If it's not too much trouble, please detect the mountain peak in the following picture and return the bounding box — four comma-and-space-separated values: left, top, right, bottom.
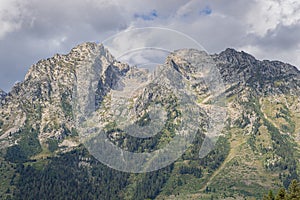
22, 42, 114, 85
218, 48, 257, 63
70, 42, 104, 53
216, 48, 300, 95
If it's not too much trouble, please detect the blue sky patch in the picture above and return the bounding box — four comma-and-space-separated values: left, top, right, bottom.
199, 6, 212, 15
134, 10, 158, 21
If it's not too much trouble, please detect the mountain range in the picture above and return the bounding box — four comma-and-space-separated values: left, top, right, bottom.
0, 42, 299, 200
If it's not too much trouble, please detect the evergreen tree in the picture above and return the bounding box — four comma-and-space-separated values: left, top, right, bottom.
275, 188, 286, 200
264, 179, 300, 200
268, 190, 275, 200
287, 180, 300, 200
263, 190, 275, 200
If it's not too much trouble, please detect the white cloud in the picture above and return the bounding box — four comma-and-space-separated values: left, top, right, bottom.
246, 0, 300, 36
0, 0, 24, 38
0, 0, 299, 91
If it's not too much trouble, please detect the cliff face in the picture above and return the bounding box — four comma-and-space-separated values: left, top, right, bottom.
216, 48, 300, 94
0, 43, 299, 199
0, 89, 6, 103
0, 43, 122, 148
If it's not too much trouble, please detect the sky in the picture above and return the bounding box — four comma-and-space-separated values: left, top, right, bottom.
0, 0, 300, 91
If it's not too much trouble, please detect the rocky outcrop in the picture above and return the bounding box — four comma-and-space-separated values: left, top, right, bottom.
0, 89, 6, 104
0, 89, 6, 98
215, 48, 300, 95
0, 42, 127, 148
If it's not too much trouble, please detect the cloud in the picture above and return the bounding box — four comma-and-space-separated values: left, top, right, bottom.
239, 23, 300, 66
134, 10, 158, 21
245, 0, 300, 36
0, 0, 24, 38
0, 0, 299, 91
0, 0, 128, 91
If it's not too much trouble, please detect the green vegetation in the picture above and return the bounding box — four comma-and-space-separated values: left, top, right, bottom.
263, 179, 300, 200
179, 166, 202, 178
102, 99, 181, 154
5, 122, 42, 163
0, 156, 17, 200
12, 147, 130, 200
46, 139, 59, 152
263, 119, 298, 188
199, 137, 230, 171
131, 165, 173, 200
6, 147, 177, 200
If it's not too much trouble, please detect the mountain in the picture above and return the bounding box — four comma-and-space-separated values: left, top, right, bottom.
0, 89, 6, 102
0, 42, 299, 200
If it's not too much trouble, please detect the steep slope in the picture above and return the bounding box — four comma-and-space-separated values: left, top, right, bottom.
0, 43, 299, 200
0, 42, 124, 151
194, 49, 300, 198
0, 89, 6, 99
152, 49, 300, 199
0, 89, 6, 105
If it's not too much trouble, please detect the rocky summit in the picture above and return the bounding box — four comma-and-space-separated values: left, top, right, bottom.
0, 42, 299, 200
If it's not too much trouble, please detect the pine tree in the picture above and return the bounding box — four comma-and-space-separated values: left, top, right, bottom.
263, 190, 275, 200
287, 179, 300, 200
268, 190, 275, 200
275, 188, 286, 200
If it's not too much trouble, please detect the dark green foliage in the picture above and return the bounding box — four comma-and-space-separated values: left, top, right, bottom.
287, 180, 300, 199
199, 137, 230, 171
8, 146, 175, 200
179, 166, 202, 178
17, 129, 41, 158
275, 188, 286, 200
5, 145, 27, 163
46, 139, 58, 152
181, 130, 205, 160
264, 179, 300, 200
5, 124, 41, 163
13, 147, 130, 200
133, 164, 174, 200
268, 190, 275, 200
240, 97, 298, 188
263, 120, 298, 187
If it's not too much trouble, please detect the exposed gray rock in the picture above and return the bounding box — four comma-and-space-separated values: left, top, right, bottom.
1, 43, 300, 197
0, 89, 6, 100
215, 48, 300, 95
1, 42, 300, 152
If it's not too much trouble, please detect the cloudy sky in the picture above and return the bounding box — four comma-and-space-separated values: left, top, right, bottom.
0, 0, 300, 91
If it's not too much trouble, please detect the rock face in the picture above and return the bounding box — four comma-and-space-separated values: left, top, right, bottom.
0, 42, 124, 148
0, 89, 6, 99
0, 88, 6, 99
215, 48, 300, 94
0, 42, 300, 199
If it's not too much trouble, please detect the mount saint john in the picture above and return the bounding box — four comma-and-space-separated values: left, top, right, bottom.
0, 42, 300, 199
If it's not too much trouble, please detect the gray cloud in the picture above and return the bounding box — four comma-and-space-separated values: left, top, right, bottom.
249, 23, 300, 50
0, 0, 299, 91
